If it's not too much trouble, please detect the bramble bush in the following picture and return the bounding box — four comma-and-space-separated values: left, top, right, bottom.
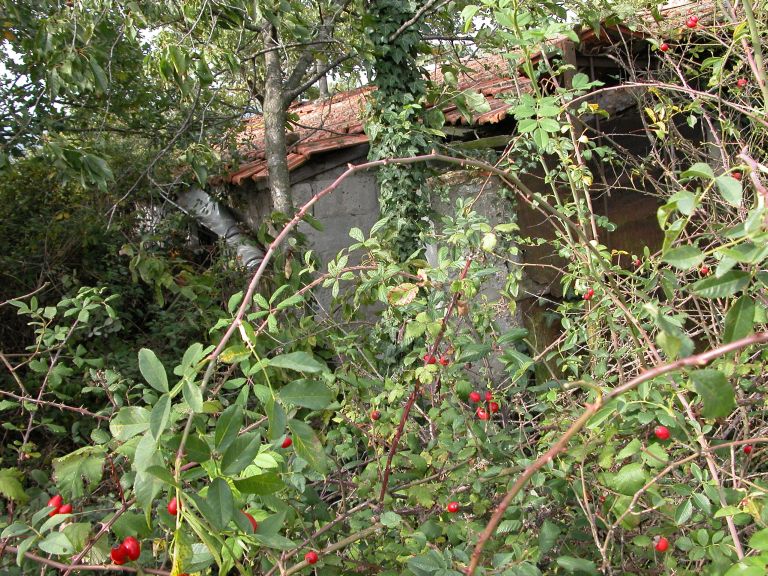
2, 1, 768, 576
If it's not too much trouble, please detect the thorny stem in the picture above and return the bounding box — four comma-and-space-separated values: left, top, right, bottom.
378, 257, 473, 503
465, 331, 768, 575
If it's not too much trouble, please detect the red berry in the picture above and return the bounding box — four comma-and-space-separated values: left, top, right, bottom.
110, 545, 128, 565
743, 445, 753, 455
439, 356, 449, 366
583, 288, 595, 301
305, 551, 319, 565
446, 501, 460, 513
423, 353, 437, 364
281, 437, 292, 449
122, 536, 140, 561
47, 495, 63, 516
633, 258, 642, 268
167, 497, 178, 516
660, 42, 669, 52
476, 407, 490, 420
57, 503, 72, 515
489, 401, 500, 413
484, 391, 493, 402
370, 409, 381, 421
732, 171, 742, 181
690, 15, 699, 23
244, 511, 258, 531
655, 536, 670, 552
685, 16, 697, 28
737, 78, 748, 88
654, 425, 671, 441
468, 391, 481, 403
699, 265, 710, 277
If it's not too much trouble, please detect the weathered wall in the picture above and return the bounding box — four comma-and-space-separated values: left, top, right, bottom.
228, 145, 381, 271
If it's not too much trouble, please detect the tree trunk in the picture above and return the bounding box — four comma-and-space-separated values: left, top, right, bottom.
261, 20, 293, 216
316, 61, 329, 98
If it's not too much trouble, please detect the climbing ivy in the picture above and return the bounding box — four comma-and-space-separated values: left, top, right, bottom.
363, 0, 441, 261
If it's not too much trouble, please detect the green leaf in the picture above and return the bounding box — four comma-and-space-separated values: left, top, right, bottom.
53, 446, 105, 499
38, 532, 74, 555
748, 527, 768, 550
221, 433, 261, 476
715, 175, 743, 207
288, 419, 328, 475
215, 405, 243, 452
207, 477, 234, 531
0, 469, 28, 503
724, 561, 766, 576
663, 245, 704, 269
555, 556, 598, 575
690, 369, 735, 418
234, 472, 283, 495
682, 162, 715, 180
723, 295, 755, 343
279, 379, 334, 409
675, 499, 693, 525
266, 396, 286, 441
1, 522, 30, 539
254, 533, 297, 550
150, 394, 171, 440
611, 462, 646, 496
183, 380, 204, 413
380, 511, 402, 527
465, 90, 491, 115
690, 270, 750, 298
110, 407, 150, 441
88, 57, 108, 92
714, 506, 743, 518
269, 351, 326, 373
456, 343, 492, 363
408, 550, 447, 576
138, 348, 168, 393
539, 520, 561, 555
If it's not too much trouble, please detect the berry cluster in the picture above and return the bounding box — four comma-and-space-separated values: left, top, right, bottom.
110, 536, 140, 565
46, 494, 72, 517
469, 390, 499, 420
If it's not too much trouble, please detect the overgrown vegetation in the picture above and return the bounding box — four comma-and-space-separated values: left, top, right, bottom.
1, 1, 768, 575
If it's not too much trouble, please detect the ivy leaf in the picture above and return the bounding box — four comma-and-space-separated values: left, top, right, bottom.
269, 351, 326, 373
690, 369, 735, 418
138, 348, 168, 393
288, 419, 328, 475
0, 469, 28, 503
52, 446, 106, 499
279, 379, 334, 409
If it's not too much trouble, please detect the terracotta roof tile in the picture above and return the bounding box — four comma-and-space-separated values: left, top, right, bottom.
228, 0, 714, 184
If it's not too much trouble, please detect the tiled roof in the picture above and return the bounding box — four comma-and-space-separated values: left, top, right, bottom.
228, 51, 536, 184
228, 0, 714, 185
